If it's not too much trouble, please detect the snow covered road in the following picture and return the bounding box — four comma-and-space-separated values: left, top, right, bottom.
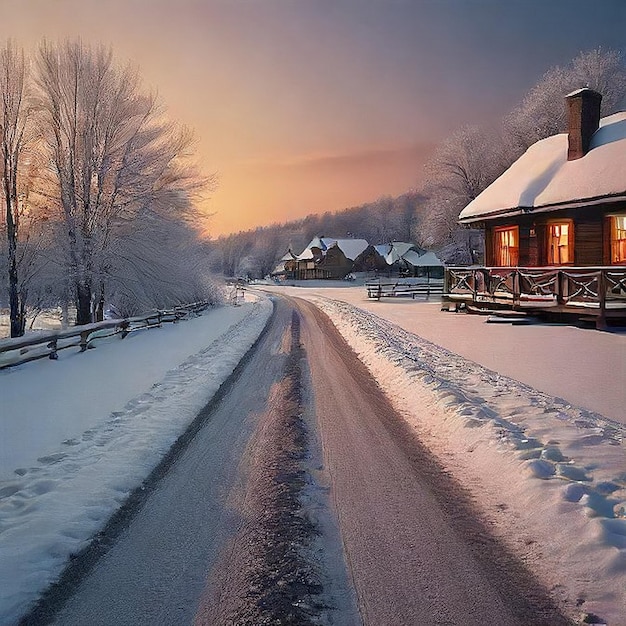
0, 299, 273, 624
271, 287, 626, 625
293, 296, 570, 625
11, 294, 574, 625
2, 286, 625, 624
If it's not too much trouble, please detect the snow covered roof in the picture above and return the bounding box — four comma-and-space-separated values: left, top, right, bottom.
384, 241, 418, 265
374, 244, 391, 256
323, 238, 369, 261
295, 236, 368, 261
279, 250, 296, 261
403, 251, 444, 267
459, 112, 626, 223
296, 236, 326, 260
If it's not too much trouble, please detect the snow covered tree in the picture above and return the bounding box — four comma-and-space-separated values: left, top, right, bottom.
34, 39, 207, 325
505, 48, 626, 157
419, 124, 505, 260
0, 41, 31, 336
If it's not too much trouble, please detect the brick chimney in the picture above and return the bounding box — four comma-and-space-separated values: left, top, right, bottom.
566, 88, 602, 160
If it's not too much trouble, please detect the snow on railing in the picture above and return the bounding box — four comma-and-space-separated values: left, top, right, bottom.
0, 301, 210, 370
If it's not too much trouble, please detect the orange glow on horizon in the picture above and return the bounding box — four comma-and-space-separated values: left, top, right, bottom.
201, 142, 434, 237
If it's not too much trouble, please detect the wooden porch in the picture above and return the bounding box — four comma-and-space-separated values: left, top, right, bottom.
443, 266, 626, 328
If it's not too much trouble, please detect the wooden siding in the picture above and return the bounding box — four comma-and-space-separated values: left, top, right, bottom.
574, 220, 603, 265
481, 203, 626, 268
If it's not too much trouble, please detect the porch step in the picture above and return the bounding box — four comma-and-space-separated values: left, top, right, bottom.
486, 314, 534, 325
466, 305, 530, 317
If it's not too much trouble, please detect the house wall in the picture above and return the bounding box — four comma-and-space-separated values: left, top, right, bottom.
354, 246, 387, 272
319, 247, 353, 278
484, 201, 626, 267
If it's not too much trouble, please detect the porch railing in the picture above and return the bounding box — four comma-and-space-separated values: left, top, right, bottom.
444, 266, 626, 315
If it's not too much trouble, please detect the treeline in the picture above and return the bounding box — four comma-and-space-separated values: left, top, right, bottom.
211, 48, 626, 278
0, 39, 215, 338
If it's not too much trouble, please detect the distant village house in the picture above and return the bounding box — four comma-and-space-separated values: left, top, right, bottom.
272, 238, 442, 281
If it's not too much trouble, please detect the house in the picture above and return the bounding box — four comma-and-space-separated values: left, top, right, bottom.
444, 88, 626, 327
270, 249, 298, 280
374, 242, 426, 275
403, 250, 445, 280
274, 237, 433, 281
294, 237, 369, 279
353, 244, 388, 272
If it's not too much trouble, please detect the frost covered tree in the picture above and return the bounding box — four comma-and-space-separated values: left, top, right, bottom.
505, 48, 626, 157
34, 39, 207, 324
0, 41, 31, 336
419, 124, 505, 260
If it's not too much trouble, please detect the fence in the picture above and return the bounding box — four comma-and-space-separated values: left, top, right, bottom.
0, 302, 210, 370
366, 279, 444, 300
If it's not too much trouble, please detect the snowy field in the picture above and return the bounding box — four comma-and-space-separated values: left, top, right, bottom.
2, 282, 625, 624
0, 296, 272, 624
263, 284, 626, 624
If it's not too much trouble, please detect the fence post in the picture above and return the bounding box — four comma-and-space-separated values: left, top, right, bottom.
557, 270, 565, 305
80, 330, 90, 352
597, 270, 608, 330
120, 320, 130, 339
47, 338, 58, 360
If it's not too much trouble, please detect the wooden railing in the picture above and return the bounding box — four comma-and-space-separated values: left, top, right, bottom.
0, 301, 210, 370
444, 266, 626, 318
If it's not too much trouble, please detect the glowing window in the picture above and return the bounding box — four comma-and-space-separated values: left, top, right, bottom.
547, 222, 573, 265
493, 226, 519, 266
610, 215, 626, 264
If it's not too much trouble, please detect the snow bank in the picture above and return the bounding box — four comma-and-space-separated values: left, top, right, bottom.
0, 297, 272, 624
307, 295, 626, 624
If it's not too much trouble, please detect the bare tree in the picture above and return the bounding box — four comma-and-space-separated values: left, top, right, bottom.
34, 39, 207, 324
0, 41, 31, 336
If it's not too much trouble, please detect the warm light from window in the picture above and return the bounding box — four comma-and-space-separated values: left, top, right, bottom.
547, 222, 572, 264
610, 215, 626, 263
493, 226, 519, 266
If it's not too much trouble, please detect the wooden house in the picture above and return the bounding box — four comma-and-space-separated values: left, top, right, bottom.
295, 237, 369, 279
444, 88, 626, 327
373, 242, 426, 275
353, 245, 388, 272
270, 249, 297, 280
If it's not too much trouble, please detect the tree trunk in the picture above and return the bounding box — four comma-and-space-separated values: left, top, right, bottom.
94, 283, 105, 322
8, 261, 24, 337
6, 185, 24, 337
75, 280, 92, 325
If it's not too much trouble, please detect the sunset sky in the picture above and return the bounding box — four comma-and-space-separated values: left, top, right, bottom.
3, 0, 625, 236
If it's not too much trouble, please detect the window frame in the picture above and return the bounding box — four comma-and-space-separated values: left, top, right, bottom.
609, 214, 626, 264
492, 225, 520, 267
545, 219, 574, 266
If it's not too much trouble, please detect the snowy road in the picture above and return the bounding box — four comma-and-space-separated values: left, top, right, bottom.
22, 301, 291, 624
23, 295, 572, 625
293, 297, 570, 626
25, 299, 353, 625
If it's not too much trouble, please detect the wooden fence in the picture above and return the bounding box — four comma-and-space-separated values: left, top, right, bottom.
366, 280, 444, 300
0, 302, 210, 370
